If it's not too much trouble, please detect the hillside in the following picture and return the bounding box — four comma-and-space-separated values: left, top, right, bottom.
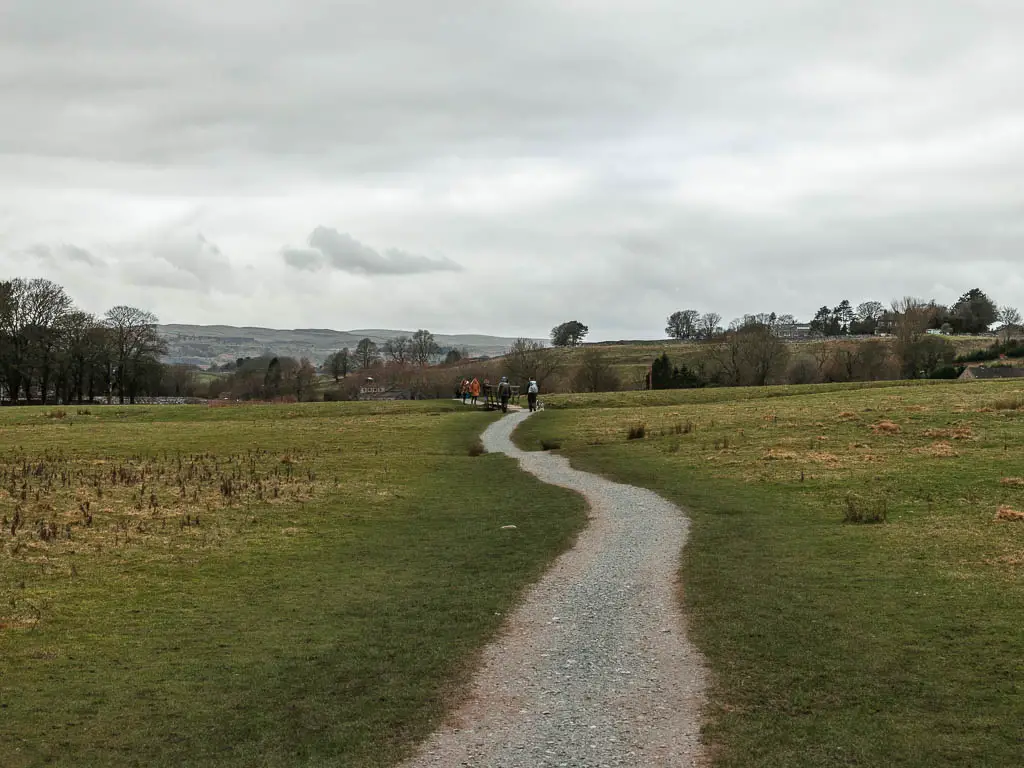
443, 335, 1000, 393
159, 324, 540, 367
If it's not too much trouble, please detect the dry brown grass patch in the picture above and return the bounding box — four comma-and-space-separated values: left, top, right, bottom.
915, 441, 958, 458
763, 448, 799, 461
985, 552, 1024, 566
995, 505, 1024, 522
1000, 477, 1024, 486
869, 420, 901, 434
837, 411, 857, 419
923, 426, 974, 440
806, 452, 840, 463
0, 450, 328, 564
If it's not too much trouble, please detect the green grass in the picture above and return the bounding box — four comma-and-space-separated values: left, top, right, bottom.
0, 401, 586, 767
514, 380, 1024, 767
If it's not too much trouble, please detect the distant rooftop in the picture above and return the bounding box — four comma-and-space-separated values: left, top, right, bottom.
960, 366, 1024, 380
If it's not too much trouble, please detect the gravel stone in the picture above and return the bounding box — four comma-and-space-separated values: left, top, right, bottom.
402, 411, 707, 767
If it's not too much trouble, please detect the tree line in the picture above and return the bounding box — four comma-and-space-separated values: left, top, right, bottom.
644, 293, 1023, 390
664, 288, 1017, 341
0, 278, 169, 405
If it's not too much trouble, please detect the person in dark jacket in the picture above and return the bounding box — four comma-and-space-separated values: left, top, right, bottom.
497, 376, 512, 412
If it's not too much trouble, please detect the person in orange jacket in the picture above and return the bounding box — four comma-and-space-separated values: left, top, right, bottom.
469, 377, 481, 405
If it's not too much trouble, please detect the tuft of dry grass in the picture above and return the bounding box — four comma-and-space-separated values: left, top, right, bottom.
807, 452, 840, 463
870, 420, 901, 434
915, 441, 958, 458
843, 493, 887, 523
626, 423, 647, 440
923, 426, 974, 440
995, 505, 1024, 521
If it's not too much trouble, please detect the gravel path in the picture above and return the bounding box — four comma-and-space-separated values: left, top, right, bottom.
403, 410, 707, 767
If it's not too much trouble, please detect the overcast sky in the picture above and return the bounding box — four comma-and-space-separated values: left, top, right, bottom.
2, 1, 1023, 340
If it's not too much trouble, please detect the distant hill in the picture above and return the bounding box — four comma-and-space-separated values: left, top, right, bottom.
158, 324, 541, 368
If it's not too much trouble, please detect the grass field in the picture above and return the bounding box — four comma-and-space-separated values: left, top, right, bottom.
515, 380, 1024, 766
0, 401, 586, 767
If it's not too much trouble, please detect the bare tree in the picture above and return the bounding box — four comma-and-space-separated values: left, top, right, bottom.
326, 348, 352, 381
696, 312, 722, 340
162, 364, 199, 397
410, 329, 440, 365
572, 348, 621, 392
810, 341, 833, 380
355, 338, 379, 369
56, 310, 98, 403
998, 306, 1022, 342
503, 338, 561, 390
383, 335, 411, 365
293, 357, 318, 401
104, 305, 166, 404
0, 278, 74, 403
852, 301, 886, 334
890, 297, 931, 376
708, 332, 744, 385
737, 324, 790, 385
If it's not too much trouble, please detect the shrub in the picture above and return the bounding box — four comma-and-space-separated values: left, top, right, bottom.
843, 494, 888, 524
786, 357, 818, 385
627, 423, 647, 440
929, 364, 965, 379
539, 438, 562, 451
956, 340, 1024, 364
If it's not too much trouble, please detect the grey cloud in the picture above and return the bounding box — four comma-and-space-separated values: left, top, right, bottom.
283, 227, 461, 275
282, 248, 326, 272
25, 243, 105, 267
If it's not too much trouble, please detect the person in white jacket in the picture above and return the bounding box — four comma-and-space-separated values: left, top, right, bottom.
527, 379, 539, 412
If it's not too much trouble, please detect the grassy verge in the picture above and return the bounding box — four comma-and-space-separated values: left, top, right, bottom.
1, 401, 586, 767
515, 380, 1024, 767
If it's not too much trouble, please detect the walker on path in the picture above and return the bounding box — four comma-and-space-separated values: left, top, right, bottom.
483, 382, 520, 410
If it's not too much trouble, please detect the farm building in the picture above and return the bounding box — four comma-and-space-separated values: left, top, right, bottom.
357, 377, 412, 401
958, 366, 1024, 380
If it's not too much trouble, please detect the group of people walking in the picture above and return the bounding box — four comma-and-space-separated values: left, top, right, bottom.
458, 376, 540, 413
459, 377, 482, 405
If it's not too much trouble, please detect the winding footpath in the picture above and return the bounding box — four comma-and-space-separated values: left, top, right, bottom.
403, 410, 707, 767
